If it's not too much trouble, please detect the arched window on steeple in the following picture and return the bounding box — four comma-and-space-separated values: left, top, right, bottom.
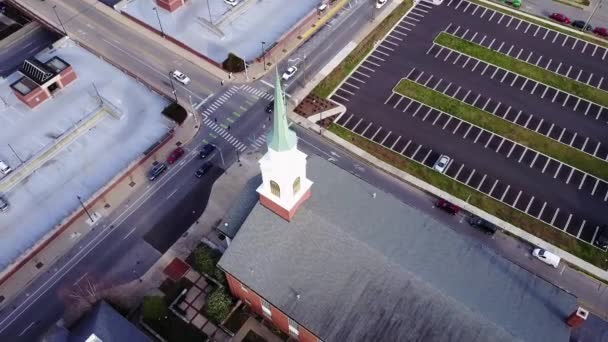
270, 180, 281, 198
292, 177, 301, 195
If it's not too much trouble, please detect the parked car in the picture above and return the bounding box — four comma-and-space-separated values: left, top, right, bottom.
532, 248, 560, 268
172, 70, 191, 85
224, 0, 238, 5
167, 147, 185, 164
549, 13, 570, 24
433, 155, 450, 173
571, 20, 592, 31
468, 216, 497, 235
265, 100, 274, 113
195, 163, 213, 178
593, 27, 608, 37
282, 66, 298, 81
593, 225, 608, 250
199, 144, 216, 159
376, 0, 388, 8
0, 161, 12, 175
0, 196, 9, 212
148, 163, 167, 181
435, 199, 460, 215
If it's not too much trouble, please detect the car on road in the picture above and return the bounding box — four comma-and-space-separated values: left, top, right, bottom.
435, 199, 460, 215
468, 216, 497, 235
549, 13, 570, 24
167, 147, 185, 164
0, 161, 12, 176
195, 163, 213, 178
571, 20, 592, 31
532, 248, 560, 268
282, 66, 298, 81
172, 70, 191, 85
200, 144, 216, 159
593, 27, 608, 37
376, 0, 388, 8
266, 100, 274, 113
433, 155, 450, 173
0, 196, 9, 212
148, 163, 167, 181
224, 0, 238, 5
594, 225, 608, 250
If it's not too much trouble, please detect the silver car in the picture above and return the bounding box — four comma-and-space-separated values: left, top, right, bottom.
433, 155, 450, 173
0, 196, 9, 212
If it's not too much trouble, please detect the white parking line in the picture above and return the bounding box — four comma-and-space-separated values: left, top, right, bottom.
454, 164, 465, 178
371, 127, 383, 140
466, 169, 476, 184
512, 190, 523, 207
553, 163, 562, 179
550, 208, 560, 225
391, 136, 402, 150
525, 196, 535, 212
421, 149, 433, 164
591, 178, 600, 195
576, 221, 586, 238
352, 118, 364, 131
361, 122, 373, 136
382, 131, 393, 145
541, 158, 551, 173
384, 93, 395, 104
500, 185, 510, 201
543, 30, 550, 40
537, 202, 546, 218
401, 140, 412, 154
393, 96, 404, 109
411, 145, 422, 159
517, 148, 528, 163
578, 174, 587, 190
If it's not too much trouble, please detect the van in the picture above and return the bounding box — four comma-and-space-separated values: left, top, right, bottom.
532, 248, 560, 268
318, 3, 327, 12
0, 161, 12, 175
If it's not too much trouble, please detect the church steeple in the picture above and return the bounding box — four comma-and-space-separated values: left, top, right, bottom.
267, 69, 297, 152
256, 69, 313, 222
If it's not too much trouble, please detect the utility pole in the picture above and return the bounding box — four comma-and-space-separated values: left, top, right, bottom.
583, 0, 603, 32
8, 144, 24, 164
261, 41, 267, 71
52, 5, 67, 35
152, 7, 165, 37
212, 143, 226, 168
76, 195, 94, 223
206, 0, 213, 24
167, 71, 178, 102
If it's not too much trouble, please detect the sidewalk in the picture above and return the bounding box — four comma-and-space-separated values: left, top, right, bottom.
0, 113, 199, 306
285, 0, 608, 283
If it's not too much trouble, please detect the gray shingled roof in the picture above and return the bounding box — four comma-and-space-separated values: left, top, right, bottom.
218, 174, 262, 239
219, 155, 575, 342
69, 301, 150, 342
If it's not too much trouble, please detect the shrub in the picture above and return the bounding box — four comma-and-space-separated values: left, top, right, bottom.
162, 102, 187, 124
222, 53, 245, 73
193, 246, 221, 276
204, 289, 232, 323
142, 296, 167, 321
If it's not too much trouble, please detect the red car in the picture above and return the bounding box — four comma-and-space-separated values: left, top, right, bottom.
167, 147, 184, 164
435, 199, 460, 215
593, 27, 608, 37
549, 13, 570, 24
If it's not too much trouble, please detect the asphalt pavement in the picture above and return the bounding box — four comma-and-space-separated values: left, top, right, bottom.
0, 23, 58, 77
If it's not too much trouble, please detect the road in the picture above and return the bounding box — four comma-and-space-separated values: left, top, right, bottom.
0, 23, 58, 77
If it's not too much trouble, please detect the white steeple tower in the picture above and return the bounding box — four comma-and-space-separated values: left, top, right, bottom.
256, 70, 313, 221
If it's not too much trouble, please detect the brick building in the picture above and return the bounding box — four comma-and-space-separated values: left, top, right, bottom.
10, 57, 77, 109
155, 0, 186, 12
217, 73, 579, 341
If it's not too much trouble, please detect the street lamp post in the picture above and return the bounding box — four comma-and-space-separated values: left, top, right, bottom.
152, 7, 165, 38
206, 0, 213, 25
583, 0, 603, 32
167, 71, 178, 103
7, 144, 24, 164
212, 143, 226, 168
76, 195, 94, 223
52, 5, 67, 35
261, 41, 267, 71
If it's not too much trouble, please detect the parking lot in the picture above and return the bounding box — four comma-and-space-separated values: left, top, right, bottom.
330, 0, 608, 247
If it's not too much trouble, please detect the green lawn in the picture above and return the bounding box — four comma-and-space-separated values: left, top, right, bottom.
394, 79, 608, 182
470, 0, 607, 48
329, 123, 608, 269
312, 0, 414, 98
435, 32, 608, 108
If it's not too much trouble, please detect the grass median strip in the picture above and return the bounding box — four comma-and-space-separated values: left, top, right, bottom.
470, 0, 608, 49
329, 123, 608, 269
395, 79, 608, 181
312, 0, 413, 98
435, 32, 608, 108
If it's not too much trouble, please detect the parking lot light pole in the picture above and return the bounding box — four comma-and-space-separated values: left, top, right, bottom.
261, 42, 267, 71
167, 71, 178, 102
152, 7, 165, 38
7, 144, 24, 164
52, 5, 67, 35
77, 195, 94, 223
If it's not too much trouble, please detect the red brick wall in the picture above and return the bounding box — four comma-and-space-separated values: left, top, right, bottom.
58, 67, 77, 88
225, 273, 319, 341
156, 0, 184, 12
258, 188, 311, 221
13, 87, 49, 108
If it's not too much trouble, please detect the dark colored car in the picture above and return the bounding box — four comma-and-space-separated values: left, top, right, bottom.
571, 20, 592, 31
195, 163, 212, 178
549, 13, 570, 24
148, 163, 167, 181
468, 216, 498, 235
594, 225, 608, 250
199, 144, 216, 159
435, 199, 460, 215
593, 27, 608, 37
265, 100, 274, 113
167, 147, 184, 164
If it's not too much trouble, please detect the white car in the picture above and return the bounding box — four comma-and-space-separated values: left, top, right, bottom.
376, 0, 388, 8
532, 248, 560, 268
224, 0, 238, 6
0, 161, 11, 176
282, 66, 298, 81
172, 70, 191, 85
433, 155, 450, 173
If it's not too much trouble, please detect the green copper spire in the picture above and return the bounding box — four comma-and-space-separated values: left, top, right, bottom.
267, 68, 297, 152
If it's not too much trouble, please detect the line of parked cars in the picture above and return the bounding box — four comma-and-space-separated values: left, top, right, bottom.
0, 160, 12, 212
148, 144, 216, 181
549, 13, 608, 38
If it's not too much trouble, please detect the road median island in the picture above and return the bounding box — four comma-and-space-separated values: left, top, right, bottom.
435, 32, 608, 108
328, 123, 608, 269
394, 79, 608, 182
471, 0, 608, 49
312, 0, 414, 98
